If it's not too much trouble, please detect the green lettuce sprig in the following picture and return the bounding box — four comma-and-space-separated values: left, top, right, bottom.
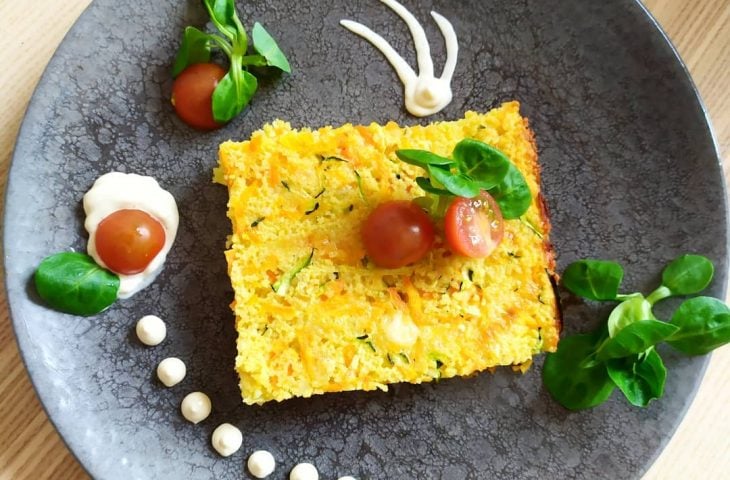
395, 139, 532, 219
543, 254, 730, 410
172, 0, 291, 123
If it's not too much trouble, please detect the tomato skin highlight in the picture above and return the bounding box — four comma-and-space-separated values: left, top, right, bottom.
444, 191, 504, 258
361, 201, 436, 268
171, 63, 226, 130
95, 209, 166, 275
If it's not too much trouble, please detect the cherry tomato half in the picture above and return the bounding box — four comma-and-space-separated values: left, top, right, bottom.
361, 201, 436, 268
171, 63, 226, 130
445, 191, 504, 258
95, 209, 166, 275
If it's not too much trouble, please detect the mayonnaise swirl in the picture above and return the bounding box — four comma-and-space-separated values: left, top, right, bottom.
83, 172, 179, 299
341, 0, 458, 117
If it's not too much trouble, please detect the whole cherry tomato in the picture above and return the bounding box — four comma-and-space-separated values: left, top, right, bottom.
171, 63, 226, 130
361, 201, 436, 268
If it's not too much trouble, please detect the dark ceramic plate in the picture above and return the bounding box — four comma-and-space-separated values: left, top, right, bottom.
4, 0, 727, 478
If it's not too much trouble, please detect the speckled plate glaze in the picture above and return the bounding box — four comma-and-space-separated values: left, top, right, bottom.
4, 0, 727, 479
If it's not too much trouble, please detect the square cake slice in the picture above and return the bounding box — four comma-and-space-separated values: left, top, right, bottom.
216, 101, 560, 405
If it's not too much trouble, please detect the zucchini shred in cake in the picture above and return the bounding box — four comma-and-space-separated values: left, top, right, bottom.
215, 101, 560, 405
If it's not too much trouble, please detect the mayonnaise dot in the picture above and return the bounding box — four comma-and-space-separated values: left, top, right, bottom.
338, 477, 357, 480
156, 357, 186, 387
384, 310, 419, 348
290, 462, 318, 480
181, 392, 211, 424
211, 423, 243, 457
135, 315, 166, 346
247, 450, 276, 478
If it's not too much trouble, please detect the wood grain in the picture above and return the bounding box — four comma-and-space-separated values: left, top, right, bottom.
0, 1, 727, 479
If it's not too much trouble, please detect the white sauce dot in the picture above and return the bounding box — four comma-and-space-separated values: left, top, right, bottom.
247, 450, 276, 478
180, 392, 211, 424
156, 357, 186, 387
290, 462, 318, 480
384, 310, 419, 348
338, 477, 357, 480
135, 315, 166, 346
211, 423, 243, 457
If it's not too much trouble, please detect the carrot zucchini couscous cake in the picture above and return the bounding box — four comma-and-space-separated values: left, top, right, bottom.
215, 101, 560, 405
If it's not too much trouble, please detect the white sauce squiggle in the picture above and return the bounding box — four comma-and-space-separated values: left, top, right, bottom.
340, 0, 458, 117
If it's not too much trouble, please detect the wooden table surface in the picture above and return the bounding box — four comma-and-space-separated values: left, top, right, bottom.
0, 1, 728, 479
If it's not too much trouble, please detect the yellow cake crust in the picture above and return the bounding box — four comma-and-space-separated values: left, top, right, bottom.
216, 101, 560, 405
